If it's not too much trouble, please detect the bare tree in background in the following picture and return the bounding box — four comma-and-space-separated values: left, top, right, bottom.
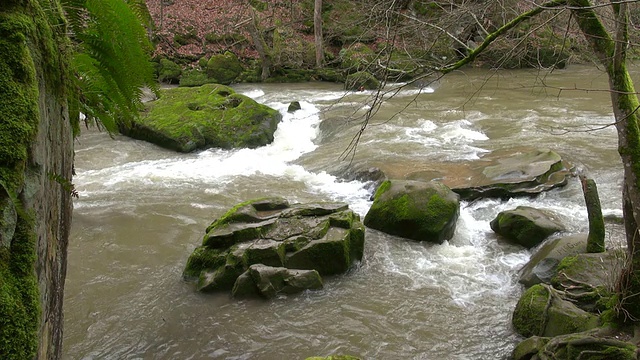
314, 0, 324, 68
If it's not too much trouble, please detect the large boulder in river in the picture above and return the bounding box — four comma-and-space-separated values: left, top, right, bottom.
490, 206, 565, 248
519, 233, 588, 287
451, 149, 572, 201
183, 198, 365, 294
364, 180, 460, 243
120, 84, 282, 152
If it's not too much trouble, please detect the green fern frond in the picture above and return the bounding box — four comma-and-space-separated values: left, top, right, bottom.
62, 0, 157, 133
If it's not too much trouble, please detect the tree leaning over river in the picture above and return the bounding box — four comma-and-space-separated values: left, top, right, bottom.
364, 0, 640, 323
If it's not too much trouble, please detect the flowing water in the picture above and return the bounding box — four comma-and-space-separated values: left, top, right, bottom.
63, 65, 638, 359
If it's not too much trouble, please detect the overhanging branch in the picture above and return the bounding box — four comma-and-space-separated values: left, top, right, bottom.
438, 0, 569, 74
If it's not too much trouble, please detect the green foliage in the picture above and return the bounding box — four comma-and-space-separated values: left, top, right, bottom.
63, 0, 157, 132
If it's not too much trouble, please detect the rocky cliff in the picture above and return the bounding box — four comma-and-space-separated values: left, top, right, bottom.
0, 1, 74, 359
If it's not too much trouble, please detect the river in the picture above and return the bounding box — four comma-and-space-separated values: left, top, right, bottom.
63, 65, 637, 359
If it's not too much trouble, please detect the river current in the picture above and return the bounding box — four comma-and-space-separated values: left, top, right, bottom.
63, 66, 638, 359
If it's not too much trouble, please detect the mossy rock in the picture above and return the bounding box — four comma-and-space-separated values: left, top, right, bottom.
519, 233, 587, 287
120, 84, 282, 152
306, 357, 362, 360
513, 331, 637, 360
178, 69, 212, 87
206, 51, 243, 85
363, 180, 460, 244
512, 284, 600, 338
158, 58, 182, 84
344, 71, 379, 90
183, 198, 365, 295
232, 264, 323, 299
490, 206, 565, 248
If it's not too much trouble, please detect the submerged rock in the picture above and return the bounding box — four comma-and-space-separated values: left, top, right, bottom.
451, 149, 572, 201
364, 180, 459, 243
490, 206, 565, 248
287, 101, 301, 113
183, 197, 365, 296
120, 84, 282, 152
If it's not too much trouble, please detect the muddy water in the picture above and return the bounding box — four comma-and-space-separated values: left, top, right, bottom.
63, 65, 638, 359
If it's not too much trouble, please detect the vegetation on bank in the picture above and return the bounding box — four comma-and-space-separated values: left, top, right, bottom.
148, 0, 639, 86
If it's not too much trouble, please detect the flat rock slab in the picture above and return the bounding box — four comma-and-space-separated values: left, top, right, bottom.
452, 149, 572, 200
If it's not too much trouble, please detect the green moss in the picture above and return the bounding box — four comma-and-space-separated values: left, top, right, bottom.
206, 52, 243, 85
0, 3, 66, 356
512, 284, 548, 337
206, 197, 270, 233
158, 58, 181, 84
179, 69, 211, 87
0, 212, 40, 360
133, 84, 281, 151
182, 246, 226, 280
373, 180, 391, 201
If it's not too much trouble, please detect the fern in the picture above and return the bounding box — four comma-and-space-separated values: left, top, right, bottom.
62, 0, 157, 132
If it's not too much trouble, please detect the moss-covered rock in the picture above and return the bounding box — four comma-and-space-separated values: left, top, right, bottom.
157, 58, 182, 84
513, 331, 637, 360
519, 233, 587, 287
490, 206, 565, 248
206, 51, 243, 85
183, 198, 365, 296
232, 264, 323, 299
306, 356, 362, 360
344, 71, 379, 90
512, 284, 600, 338
363, 180, 460, 244
178, 69, 211, 87
120, 84, 282, 152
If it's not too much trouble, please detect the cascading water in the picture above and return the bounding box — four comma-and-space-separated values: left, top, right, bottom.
64, 66, 631, 359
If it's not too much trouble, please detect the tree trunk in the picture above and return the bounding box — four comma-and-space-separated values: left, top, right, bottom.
247, 6, 271, 81
314, 0, 324, 68
0, 1, 74, 359
569, 0, 640, 321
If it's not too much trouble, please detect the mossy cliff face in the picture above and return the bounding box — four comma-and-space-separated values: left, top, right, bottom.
0, 1, 73, 359
122, 84, 282, 152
